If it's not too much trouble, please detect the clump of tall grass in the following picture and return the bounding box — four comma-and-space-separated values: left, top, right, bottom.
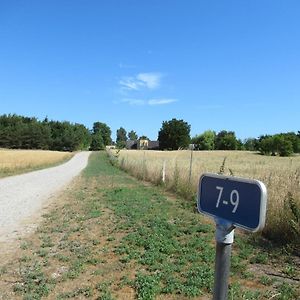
107, 149, 300, 250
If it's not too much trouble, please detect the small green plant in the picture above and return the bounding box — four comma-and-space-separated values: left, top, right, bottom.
277, 282, 298, 300
14, 261, 53, 298
250, 252, 268, 264
283, 265, 296, 277
259, 275, 274, 285
135, 273, 160, 300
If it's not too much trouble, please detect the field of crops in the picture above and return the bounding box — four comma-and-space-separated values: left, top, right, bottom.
113, 150, 300, 247
0, 149, 74, 177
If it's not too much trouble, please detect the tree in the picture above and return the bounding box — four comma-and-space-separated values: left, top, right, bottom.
92, 122, 112, 146
116, 127, 127, 148
73, 123, 91, 150
158, 118, 191, 150
215, 131, 238, 150
284, 132, 300, 153
128, 130, 138, 140
244, 138, 258, 151
90, 132, 104, 150
258, 135, 274, 155
258, 134, 295, 157
0, 114, 91, 151
192, 130, 216, 150
277, 136, 293, 157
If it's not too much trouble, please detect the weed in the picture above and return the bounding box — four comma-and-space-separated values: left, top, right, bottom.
277, 282, 299, 300
260, 275, 274, 285
135, 273, 160, 300
14, 261, 53, 299
250, 252, 268, 264
283, 265, 296, 277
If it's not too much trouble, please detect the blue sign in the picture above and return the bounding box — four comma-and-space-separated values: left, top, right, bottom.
197, 173, 267, 232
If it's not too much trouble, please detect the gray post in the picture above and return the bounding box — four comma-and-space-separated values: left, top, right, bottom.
213, 219, 235, 300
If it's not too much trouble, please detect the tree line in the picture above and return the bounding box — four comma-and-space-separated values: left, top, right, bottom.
1, 114, 299, 156
0, 114, 111, 152
156, 118, 300, 156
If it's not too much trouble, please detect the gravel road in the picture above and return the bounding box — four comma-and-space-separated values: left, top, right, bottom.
0, 151, 91, 243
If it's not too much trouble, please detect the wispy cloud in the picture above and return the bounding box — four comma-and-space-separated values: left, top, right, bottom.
119, 72, 162, 91
148, 98, 177, 105
121, 98, 178, 106
137, 73, 161, 89
119, 78, 141, 91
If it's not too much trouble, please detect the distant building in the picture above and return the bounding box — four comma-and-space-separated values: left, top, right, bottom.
126, 139, 159, 150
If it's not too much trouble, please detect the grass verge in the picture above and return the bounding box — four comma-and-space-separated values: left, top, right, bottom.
0, 152, 299, 299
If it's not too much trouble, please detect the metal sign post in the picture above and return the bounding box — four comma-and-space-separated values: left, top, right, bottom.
197, 173, 267, 300
213, 218, 235, 300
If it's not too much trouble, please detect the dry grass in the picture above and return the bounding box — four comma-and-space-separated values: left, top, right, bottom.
0, 149, 74, 178
113, 150, 300, 247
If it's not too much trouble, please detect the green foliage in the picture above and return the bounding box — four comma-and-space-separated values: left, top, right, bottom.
128, 130, 138, 140
158, 118, 191, 150
116, 127, 127, 148
90, 132, 105, 150
92, 122, 112, 145
215, 130, 238, 150
135, 273, 160, 300
0, 114, 91, 151
258, 133, 299, 156
13, 261, 53, 299
243, 138, 258, 151
192, 130, 216, 150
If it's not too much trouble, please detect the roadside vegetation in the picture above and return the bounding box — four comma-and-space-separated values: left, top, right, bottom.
0, 149, 74, 178
109, 149, 300, 252
0, 152, 298, 299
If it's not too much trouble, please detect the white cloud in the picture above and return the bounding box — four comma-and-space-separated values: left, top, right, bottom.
119, 78, 140, 91
121, 98, 178, 106
136, 73, 161, 89
148, 98, 178, 105
119, 72, 162, 91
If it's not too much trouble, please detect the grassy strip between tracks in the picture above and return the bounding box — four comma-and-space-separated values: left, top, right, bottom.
0, 151, 299, 300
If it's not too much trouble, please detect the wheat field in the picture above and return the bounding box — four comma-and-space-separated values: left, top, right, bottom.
114, 149, 300, 245
0, 149, 74, 177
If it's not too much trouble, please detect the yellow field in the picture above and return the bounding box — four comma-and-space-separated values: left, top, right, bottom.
0, 149, 74, 177
114, 149, 300, 244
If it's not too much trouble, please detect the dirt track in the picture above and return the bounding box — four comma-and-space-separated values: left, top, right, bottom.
0, 151, 90, 244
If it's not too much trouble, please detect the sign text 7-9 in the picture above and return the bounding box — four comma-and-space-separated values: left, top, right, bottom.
197, 173, 267, 232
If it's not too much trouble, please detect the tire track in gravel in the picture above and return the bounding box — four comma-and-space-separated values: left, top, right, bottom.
0, 151, 91, 243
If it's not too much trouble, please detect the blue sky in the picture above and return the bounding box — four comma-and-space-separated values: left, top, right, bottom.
1, 1, 299, 141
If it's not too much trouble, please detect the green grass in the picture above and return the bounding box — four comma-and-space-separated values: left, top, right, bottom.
0, 151, 299, 299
